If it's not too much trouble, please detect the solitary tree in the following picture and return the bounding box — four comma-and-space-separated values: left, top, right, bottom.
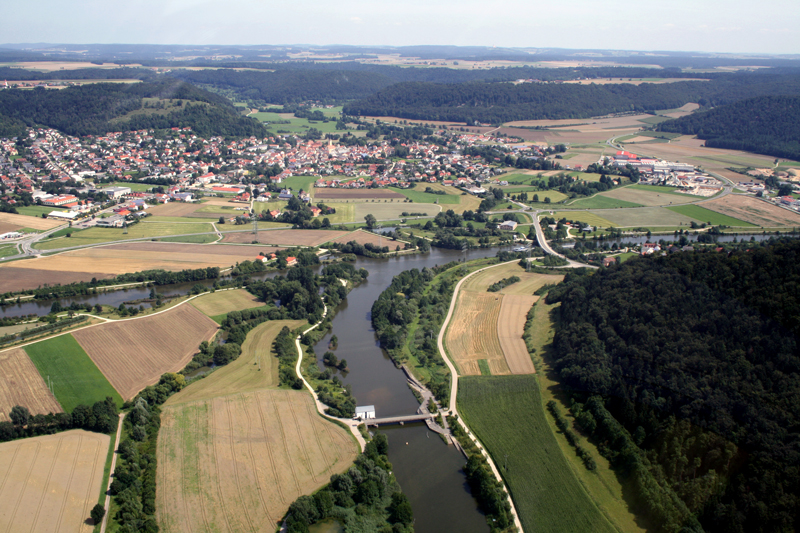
9, 405, 30, 426
90, 504, 105, 525
364, 214, 377, 229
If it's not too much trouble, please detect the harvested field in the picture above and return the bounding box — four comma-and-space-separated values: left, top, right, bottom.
497, 295, 537, 374
446, 291, 506, 376
463, 262, 563, 296
222, 229, 348, 246
166, 320, 306, 406
0, 212, 64, 231
702, 195, 800, 227
327, 229, 409, 248
0, 348, 62, 422
599, 186, 700, 207
191, 289, 262, 317
314, 188, 405, 200
4, 243, 265, 287
73, 304, 218, 400
0, 429, 109, 533
0, 221, 19, 233
0, 266, 114, 293
157, 390, 357, 533
146, 202, 205, 217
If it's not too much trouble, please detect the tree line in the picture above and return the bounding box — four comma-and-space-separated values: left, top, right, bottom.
545, 240, 800, 532
657, 95, 800, 161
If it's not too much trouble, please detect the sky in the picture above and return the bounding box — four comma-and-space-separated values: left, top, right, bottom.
3, 0, 799, 55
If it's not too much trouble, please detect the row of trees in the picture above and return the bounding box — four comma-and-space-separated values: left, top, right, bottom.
0, 397, 119, 443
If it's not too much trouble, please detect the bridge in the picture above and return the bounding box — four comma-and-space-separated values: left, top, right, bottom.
364, 413, 436, 427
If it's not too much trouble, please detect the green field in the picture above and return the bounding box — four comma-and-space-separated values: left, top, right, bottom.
109, 181, 153, 192
33, 221, 215, 250
551, 211, 616, 228
593, 206, 697, 227
253, 111, 349, 135
459, 375, 617, 533
15, 205, 68, 217
666, 204, 757, 227
280, 175, 318, 193
396, 188, 461, 204
567, 172, 605, 182
0, 244, 18, 258
568, 195, 643, 209
25, 334, 123, 412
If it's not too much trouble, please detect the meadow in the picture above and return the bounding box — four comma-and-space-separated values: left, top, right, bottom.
591, 207, 697, 227
567, 195, 642, 209
459, 375, 617, 533
34, 221, 215, 250
665, 205, 756, 227
24, 334, 123, 412
190, 288, 263, 318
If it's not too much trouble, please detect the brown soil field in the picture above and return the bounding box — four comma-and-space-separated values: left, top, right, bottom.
497, 295, 537, 374
327, 229, 408, 247
222, 229, 348, 246
0, 348, 62, 422
446, 291, 507, 376
191, 288, 262, 317
0, 429, 109, 533
0, 266, 115, 293
0, 221, 19, 233
147, 202, 205, 217
702, 195, 800, 227
73, 304, 218, 400
165, 320, 307, 406
314, 188, 405, 200
0, 212, 64, 230
157, 390, 357, 533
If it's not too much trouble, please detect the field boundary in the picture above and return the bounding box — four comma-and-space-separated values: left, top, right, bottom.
436, 260, 523, 532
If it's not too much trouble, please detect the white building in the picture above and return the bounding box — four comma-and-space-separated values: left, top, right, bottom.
355, 405, 376, 420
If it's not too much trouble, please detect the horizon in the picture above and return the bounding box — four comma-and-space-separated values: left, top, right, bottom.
3, 0, 799, 56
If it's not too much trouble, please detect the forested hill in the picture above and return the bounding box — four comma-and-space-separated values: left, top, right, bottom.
657, 95, 800, 161
545, 241, 800, 532
342, 73, 800, 123
0, 80, 266, 138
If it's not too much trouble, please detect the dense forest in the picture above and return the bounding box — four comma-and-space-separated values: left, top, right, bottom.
0, 79, 266, 137
657, 95, 800, 161
343, 73, 800, 123
545, 241, 800, 532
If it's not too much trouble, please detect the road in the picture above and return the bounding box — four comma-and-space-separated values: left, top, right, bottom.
99, 413, 125, 533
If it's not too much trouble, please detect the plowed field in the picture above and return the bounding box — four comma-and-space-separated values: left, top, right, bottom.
0, 267, 115, 294
157, 390, 357, 533
222, 229, 348, 246
0, 348, 62, 421
497, 295, 537, 374
73, 304, 218, 400
314, 188, 405, 199
703, 194, 800, 226
0, 429, 109, 533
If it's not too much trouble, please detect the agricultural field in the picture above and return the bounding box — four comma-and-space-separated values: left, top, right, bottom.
14, 205, 69, 219
2, 242, 265, 292
222, 228, 348, 246
279, 175, 318, 193
0, 429, 110, 533
157, 390, 357, 533
327, 228, 409, 248
666, 205, 756, 227
394, 187, 461, 205
567, 195, 642, 209
701, 195, 800, 227
0, 243, 18, 258
0, 211, 64, 231
551, 211, 615, 228
459, 376, 618, 533
599, 186, 701, 207
589, 207, 697, 227
0, 348, 62, 422
497, 295, 537, 374
446, 263, 562, 376
33, 221, 215, 250
314, 187, 406, 200
147, 201, 207, 218
166, 320, 306, 406
190, 288, 262, 318
72, 304, 218, 400
353, 202, 438, 221
24, 334, 122, 412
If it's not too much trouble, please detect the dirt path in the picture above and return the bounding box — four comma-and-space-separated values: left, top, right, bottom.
99, 413, 124, 533
437, 260, 523, 532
